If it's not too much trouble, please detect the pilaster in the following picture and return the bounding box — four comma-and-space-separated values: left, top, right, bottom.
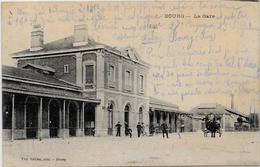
76, 52, 83, 88
95, 49, 106, 136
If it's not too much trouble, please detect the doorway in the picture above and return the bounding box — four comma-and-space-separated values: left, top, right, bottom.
124, 104, 130, 136
69, 102, 78, 137
26, 97, 38, 139
85, 104, 95, 136
107, 103, 114, 135
49, 100, 60, 138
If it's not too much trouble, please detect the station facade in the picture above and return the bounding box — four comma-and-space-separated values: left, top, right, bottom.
2, 25, 189, 140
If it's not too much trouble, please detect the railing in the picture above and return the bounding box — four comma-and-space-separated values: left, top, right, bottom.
84, 84, 95, 90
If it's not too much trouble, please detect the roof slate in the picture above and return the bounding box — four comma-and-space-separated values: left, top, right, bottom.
190, 103, 248, 118
149, 96, 179, 109
2, 65, 79, 90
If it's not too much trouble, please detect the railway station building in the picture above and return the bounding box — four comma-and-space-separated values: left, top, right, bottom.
2, 25, 189, 140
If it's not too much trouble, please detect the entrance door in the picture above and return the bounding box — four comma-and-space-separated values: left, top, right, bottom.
107, 103, 113, 135
69, 102, 78, 136
85, 104, 95, 136
26, 97, 38, 139
49, 100, 60, 138
124, 105, 130, 136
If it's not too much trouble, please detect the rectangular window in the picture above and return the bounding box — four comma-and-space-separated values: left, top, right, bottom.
125, 70, 132, 90
64, 64, 69, 73
109, 65, 115, 82
125, 70, 131, 85
140, 75, 144, 91
85, 65, 94, 84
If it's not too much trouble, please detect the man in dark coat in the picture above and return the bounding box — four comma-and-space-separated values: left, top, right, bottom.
115, 121, 122, 137
161, 122, 169, 138
126, 127, 132, 138
136, 122, 142, 137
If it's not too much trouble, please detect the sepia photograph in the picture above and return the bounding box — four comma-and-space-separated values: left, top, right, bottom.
1, 1, 260, 166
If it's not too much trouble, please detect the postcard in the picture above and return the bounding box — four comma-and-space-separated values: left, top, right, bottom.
1, 1, 260, 166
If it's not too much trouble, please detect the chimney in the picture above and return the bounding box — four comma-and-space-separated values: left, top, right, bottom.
73, 24, 88, 47
30, 24, 44, 51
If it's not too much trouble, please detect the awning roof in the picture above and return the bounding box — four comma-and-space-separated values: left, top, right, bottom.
190, 103, 249, 119
2, 65, 100, 103
149, 97, 179, 113
3, 88, 100, 103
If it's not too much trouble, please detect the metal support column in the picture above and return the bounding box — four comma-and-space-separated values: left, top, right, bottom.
63, 100, 66, 139
82, 102, 85, 136
38, 97, 43, 139
11, 94, 15, 141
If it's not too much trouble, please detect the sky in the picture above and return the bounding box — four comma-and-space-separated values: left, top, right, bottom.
2, 1, 260, 113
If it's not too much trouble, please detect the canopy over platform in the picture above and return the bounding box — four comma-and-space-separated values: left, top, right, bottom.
190, 103, 249, 119
149, 97, 179, 113
2, 65, 100, 103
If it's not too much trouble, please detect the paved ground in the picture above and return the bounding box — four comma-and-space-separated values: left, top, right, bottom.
3, 132, 260, 167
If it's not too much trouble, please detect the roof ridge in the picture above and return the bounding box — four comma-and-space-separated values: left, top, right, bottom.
11, 35, 147, 66
22, 63, 56, 73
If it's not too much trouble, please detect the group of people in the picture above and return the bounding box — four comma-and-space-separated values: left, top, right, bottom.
115, 121, 133, 137
115, 121, 146, 138
150, 122, 172, 138
115, 121, 172, 138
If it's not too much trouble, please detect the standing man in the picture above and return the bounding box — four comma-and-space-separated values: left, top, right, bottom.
115, 121, 122, 137
161, 122, 169, 138
126, 127, 132, 138
136, 122, 142, 138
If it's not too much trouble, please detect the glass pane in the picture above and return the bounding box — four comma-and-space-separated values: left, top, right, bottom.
140, 75, 144, 89
109, 65, 114, 81
125, 71, 131, 85
85, 65, 94, 84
